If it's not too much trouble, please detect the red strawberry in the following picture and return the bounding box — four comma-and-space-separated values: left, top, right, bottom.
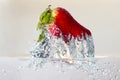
48, 24, 61, 37
38, 5, 92, 43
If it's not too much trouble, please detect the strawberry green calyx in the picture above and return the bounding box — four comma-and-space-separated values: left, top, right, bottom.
37, 5, 55, 42
37, 27, 46, 42
37, 5, 55, 30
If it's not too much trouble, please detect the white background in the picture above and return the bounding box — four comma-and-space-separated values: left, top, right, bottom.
0, 0, 120, 57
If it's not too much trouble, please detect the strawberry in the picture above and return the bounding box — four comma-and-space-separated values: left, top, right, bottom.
37, 5, 92, 43
48, 24, 61, 37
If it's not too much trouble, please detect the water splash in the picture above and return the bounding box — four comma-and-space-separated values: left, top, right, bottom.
30, 26, 94, 65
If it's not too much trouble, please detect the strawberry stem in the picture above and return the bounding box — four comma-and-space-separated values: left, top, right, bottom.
48, 5, 51, 9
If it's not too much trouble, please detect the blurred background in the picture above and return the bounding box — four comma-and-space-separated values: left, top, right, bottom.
0, 0, 120, 57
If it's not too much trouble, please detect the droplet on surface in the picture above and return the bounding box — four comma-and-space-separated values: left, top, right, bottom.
115, 75, 119, 80
1, 69, 7, 75
17, 66, 24, 70
118, 69, 120, 72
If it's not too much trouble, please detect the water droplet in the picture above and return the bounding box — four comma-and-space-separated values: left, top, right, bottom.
1, 69, 7, 75
115, 75, 118, 80
111, 64, 116, 70
118, 69, 120, 72
17, 66, 24, 70
110, 79, 114, 80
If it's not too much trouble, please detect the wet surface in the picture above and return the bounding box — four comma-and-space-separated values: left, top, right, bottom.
0, 57, 120, 80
